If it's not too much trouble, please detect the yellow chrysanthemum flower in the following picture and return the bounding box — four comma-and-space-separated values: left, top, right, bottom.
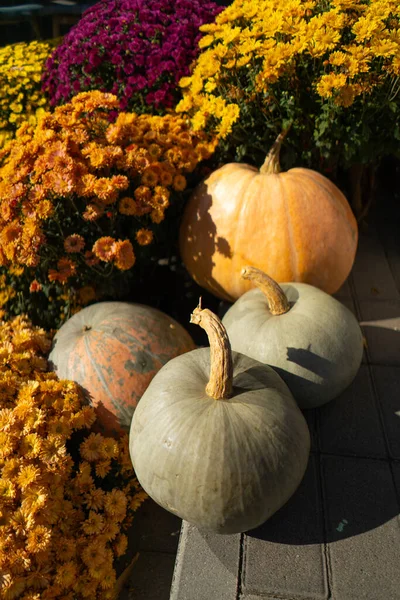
0, 39, 59, 148
177, 0, 400, 140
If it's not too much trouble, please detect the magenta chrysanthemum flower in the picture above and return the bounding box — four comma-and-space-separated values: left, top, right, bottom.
41, 0, 222, 113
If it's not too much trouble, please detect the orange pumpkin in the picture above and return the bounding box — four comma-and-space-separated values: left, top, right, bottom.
49, 301, 196, 437
179, 131, 358, 302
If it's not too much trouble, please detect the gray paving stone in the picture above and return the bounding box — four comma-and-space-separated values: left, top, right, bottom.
304, 408, 318, 452
169, 521, 241, 600
375, 214, 400, 296
334, 294, 357, 317
242, 456, 328, 600
330, 295, 369, 364
351, 227, 400, 301
358, 299, 400, 365
333, 277, 353, 300
120, 551, 176, 600
318, 365, 387, 458
239, 596, 282, 600
322, 455, 400, 600
131, 499, 182, 554
370, 365, 400, 459
392, 462, 400, 502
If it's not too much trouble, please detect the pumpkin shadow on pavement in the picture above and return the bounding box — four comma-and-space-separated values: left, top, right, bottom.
246, 452, 400, 545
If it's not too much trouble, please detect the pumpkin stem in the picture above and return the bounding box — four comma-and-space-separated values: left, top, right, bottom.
241, 267, 290, 315
259, 124, 292, 175
190, 301, 233, 400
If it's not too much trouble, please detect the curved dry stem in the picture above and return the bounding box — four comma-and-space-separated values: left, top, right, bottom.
190, 300, 233, 400
241, 267, 290, 315
259, 124, 292, 175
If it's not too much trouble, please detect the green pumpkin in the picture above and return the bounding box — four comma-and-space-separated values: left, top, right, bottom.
129, 304, 310, 534
222, 267, 364, 409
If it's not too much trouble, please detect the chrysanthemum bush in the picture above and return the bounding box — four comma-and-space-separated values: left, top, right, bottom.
0, 39, 59, 149
177, 0, 400, 188
0, 314, 147, 600
0, 90, 216, 329
41, 0, 223, 114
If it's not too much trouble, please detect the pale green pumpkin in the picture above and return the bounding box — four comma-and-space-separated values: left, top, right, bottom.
129, 304, 310, 534
222, 267, 364, 409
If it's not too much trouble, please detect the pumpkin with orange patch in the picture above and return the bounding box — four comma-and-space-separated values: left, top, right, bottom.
49, 301, 196, 437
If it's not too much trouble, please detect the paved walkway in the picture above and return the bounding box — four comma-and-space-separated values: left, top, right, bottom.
121, 199, 400, 600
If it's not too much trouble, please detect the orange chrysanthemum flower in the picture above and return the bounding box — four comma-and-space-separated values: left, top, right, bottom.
0, 90, 214, 327
80, 432, 104, 462
17, 464, 40, 490
87, 562, 106, 581
133, 185, 152, 203
81, 541, 107, 567
113, 239, 136, 270
64, 234, 85, 253
57, 538, 76, 562
39, 435, 67, 463
75, 461, 93, 486
135, 228, 154, 246
82, 203, 104, 221
92, 237, 116, 262
19, 433, 42, 458
1, 457, 21, 480
98, 567, 117, 590
101, 438, 118, 460
0, 574, 26, 599
34, 199, 54, 220
55, 561, 77, 589
80, 405, 97, 428
118, 196, 137, 215
0, 478, 17, 502
101, 521, 120, 542
82, 510, 104, 535
83, 250, 100, 267
151, 192, 170, 210
159, 168, 174, 186
133, 153, 150, 172
104, 489, 127, 520
48, 257, 76, 284
172, 174, 187, 191
0, 314, 148, 596
48, 416, 72, 438
150, 209, 165, 224
113, 533, 128, 558
95, 459, 111, 479
26, 525, 52, 553
83, 488, 105, 512
141, 167, 159, 187
147, 143, 162, 159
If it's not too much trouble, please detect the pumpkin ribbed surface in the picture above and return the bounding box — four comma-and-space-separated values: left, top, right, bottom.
49, 302, 196, 437
129, 349, 310, 533
223, 282, 364, 409
179, 164, 358, 301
